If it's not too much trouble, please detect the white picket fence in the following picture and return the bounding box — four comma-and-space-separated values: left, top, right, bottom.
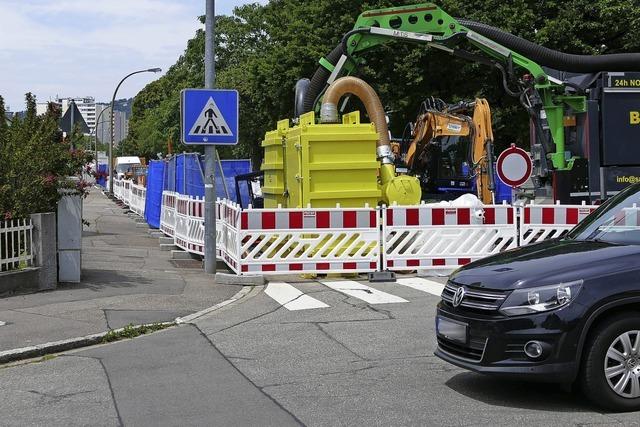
0, 219, 34, 272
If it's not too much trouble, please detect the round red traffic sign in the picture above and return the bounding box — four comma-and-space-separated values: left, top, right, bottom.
496, 144, 532, 188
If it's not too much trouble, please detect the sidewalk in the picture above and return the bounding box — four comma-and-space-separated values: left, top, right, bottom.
0, 188, 241, 352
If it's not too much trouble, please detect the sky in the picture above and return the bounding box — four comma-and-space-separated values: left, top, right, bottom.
0, 0, 267, 111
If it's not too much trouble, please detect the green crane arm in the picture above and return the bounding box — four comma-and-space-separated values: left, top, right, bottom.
316, 3, 586, 171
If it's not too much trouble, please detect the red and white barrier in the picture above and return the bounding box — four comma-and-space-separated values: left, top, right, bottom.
130, 183, 146, 217
519, 202, 597, 246
237, 205, 380, 275
160, 191, 177, 237
383, 203, 517, 273
158, 191, 601, 277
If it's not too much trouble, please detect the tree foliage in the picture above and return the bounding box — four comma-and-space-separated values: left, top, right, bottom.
0, 94, 93, 219
125, 0, 640, 164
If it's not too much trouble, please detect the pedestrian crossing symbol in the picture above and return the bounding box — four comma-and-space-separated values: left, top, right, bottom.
189, 97, 232, 136
181, 88, 239, 145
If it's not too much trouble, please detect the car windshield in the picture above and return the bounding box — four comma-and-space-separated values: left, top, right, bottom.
116, 164, 135, 174
567, 183, 640, 245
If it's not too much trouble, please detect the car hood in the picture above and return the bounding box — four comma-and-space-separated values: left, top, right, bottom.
450, 239, 640, 291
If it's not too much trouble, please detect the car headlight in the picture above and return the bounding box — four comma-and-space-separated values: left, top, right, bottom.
499, 280, 583, 316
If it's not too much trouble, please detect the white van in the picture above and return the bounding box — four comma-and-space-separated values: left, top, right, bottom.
114, 156, 141, 179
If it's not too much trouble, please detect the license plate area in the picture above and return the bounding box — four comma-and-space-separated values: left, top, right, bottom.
436, 316, 468, 345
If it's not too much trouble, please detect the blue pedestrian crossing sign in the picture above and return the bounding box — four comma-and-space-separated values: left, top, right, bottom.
180, 89, 239, 145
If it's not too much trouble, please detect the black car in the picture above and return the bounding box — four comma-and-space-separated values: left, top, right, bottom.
435, 183, 640, 411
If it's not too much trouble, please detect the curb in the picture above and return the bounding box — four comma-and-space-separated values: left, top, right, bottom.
176, 285, 253, 324
0, 322, 172, 365
0, 285, 253, 365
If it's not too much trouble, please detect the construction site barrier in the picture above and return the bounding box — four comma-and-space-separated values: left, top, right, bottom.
158, 191, 600, 276
129, 184, 146, 217
383, 203, 517, 272
160, 191, 177, 237
174, 194, 205, 255
236, 204, 380, 275
519, 202, 597, 246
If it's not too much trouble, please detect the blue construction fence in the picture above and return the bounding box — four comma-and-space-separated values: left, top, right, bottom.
144, 153, 252, 229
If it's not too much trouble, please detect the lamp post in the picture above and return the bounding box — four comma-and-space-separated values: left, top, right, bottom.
94, 106, 111, 169
108, 67, 162, 193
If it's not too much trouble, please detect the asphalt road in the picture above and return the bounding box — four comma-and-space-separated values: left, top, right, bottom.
2, 276, 640, 426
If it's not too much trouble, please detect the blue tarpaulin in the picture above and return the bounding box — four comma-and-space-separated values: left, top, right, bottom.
145, 160, 165, 229
163, 153, 251, 204
96, 164, 107, 187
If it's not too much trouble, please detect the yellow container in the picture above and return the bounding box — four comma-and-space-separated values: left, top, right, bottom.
285, 111, 381, 208
261, 119, 289, 208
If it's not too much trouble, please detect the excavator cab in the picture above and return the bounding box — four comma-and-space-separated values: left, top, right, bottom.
394, 98, 495, 203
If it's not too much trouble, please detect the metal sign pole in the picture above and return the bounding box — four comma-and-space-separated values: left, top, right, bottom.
204, 0, 216, 274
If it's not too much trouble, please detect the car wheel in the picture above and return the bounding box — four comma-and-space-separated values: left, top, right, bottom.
581, 313, 640, 411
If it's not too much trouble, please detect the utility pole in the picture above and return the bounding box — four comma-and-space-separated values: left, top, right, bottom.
204, 0, 217, 274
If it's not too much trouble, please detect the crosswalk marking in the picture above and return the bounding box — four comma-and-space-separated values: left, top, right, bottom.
320, 280, 408, 305
396, 277, 445, 296
265, 282, 330, 311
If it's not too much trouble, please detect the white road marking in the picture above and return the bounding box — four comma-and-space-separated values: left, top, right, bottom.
396, 277, 445, 296
320, 280, 408, 305
265, 282, 329, 311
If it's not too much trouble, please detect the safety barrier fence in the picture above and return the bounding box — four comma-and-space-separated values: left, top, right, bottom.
156, 191, 603, 276
383, 204, 517, 272
519, 202, 598, 246
129, 184, 147, 217
0, 219, 34, 272
114, 181, 606, 275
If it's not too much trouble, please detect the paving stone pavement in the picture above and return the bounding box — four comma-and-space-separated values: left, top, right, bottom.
0, 188, 240, 351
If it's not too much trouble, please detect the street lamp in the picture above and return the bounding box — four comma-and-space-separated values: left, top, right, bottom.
94, 105, 111, 169
108, 67, 162, 193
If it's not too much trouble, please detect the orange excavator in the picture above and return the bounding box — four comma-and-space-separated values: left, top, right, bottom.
400, 97, 496, 204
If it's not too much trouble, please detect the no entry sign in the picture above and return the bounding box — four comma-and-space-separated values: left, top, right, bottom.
496, 144, 532, 188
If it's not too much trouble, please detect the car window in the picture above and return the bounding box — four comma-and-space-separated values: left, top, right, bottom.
567, 183, 640, 245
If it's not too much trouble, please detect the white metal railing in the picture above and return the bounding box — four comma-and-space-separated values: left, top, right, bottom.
1, 219, 34, 272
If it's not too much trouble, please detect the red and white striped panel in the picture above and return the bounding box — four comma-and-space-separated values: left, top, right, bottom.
614, 207, 640, 226
190, 199, 204, 218
387, 258, 474, 268
240, 209, 377, 231
176, 198, 190, 215
241, 261, 378, 274
522, 205, 596, 226
386, 205, 514, 226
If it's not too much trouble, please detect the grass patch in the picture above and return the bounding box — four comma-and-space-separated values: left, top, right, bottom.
102, 322, 172, 343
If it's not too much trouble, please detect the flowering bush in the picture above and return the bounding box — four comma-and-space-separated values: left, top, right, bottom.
0, 93, 93, 219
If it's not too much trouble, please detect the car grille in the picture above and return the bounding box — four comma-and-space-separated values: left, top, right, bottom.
441, 281, 509, 312
437, 335, 487, 362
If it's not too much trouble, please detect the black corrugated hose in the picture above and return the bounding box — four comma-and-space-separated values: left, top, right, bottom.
302, 44, 345, 114
457, 18, 640, 73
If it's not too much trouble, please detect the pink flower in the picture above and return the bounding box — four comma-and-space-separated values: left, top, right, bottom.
43, 174, 57, 186
4, 211, 13, 221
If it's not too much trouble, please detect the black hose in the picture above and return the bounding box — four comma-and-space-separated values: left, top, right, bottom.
302, 44, 345, 113
458, 18, 640, 73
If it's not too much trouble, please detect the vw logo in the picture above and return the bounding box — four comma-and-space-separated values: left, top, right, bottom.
452, 287, 466, 307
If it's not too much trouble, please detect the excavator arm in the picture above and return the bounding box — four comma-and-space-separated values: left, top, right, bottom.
302, 3, 605, 172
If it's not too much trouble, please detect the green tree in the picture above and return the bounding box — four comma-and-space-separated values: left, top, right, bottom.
0, 94, 93, 219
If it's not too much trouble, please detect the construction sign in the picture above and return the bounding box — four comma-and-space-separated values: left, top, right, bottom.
181, 89, 239, 145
